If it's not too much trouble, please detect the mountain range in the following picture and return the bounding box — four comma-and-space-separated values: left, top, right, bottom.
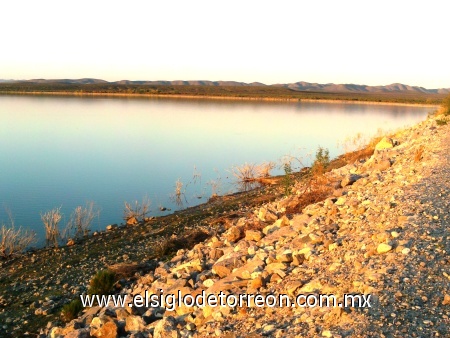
1, 78, 449, 94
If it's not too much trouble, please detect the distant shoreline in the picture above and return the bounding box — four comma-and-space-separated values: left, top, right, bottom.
0, 91, 439, 108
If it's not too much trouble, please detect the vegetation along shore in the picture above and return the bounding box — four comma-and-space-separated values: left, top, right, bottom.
0, 97, 449, 337
0, 80, 448, 105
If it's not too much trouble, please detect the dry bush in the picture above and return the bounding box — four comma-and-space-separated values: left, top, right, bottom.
153, 229, 210, 257
153, 236, 172, 257
124, 196, 151, 222
0, 223, 36, 259
230, 162, 275, 183
207, 179, 222, 197
287, 163, 333, 214
41, 207, 63, 247
192, 165, 202, 184
171, 179, 186, 207
65, 201, 100, 240
107, 262, 152, 279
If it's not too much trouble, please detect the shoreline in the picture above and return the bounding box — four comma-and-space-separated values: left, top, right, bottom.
0, 90, 439, 107
1, 106, 448, 336
36, 110, 450, 337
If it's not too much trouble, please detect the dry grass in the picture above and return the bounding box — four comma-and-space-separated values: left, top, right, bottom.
414, 145, 425, 162
124, 196, 151, 222
153, 229, 210, 257
0, 223, 36, 259
41, 207, 63, 247
107, 262, 152, 279
286, 163, 334, 214
65, 201, 100, 239
230, 162, 275, 183
172, 179, 186, 207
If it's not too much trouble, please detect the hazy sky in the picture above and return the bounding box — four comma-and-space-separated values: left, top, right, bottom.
1, 0, 448, 88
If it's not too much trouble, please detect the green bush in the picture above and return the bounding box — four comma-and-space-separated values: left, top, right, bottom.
282, 162, 294, 196
88, 269, 116, 295
436, 119, 448, 126
61, 298, 83, 322
311, 146, 330, 173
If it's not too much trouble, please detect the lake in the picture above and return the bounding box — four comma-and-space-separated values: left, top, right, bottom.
0, 95, 433, 244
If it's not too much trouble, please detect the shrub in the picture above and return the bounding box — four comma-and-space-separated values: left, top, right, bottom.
172, 179, 186, 207
61, 298, 83, 322
230, 162, 274, 183
311, 146, 330, 174
0, 223, 36, 259
41, 207, 63, 247
282, 162, 294, 196
65, 202, 100, 240
107, 262, 150, 279
436, 119, 447, 126
123, 196, 151, 223
88, 269, 116, 296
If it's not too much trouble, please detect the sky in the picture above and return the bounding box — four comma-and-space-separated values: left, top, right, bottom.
1, 0, 449, 89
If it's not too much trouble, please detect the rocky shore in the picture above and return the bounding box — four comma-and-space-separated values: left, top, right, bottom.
2, 110, 450, 338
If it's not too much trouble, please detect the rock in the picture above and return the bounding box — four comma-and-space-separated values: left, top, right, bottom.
250, 275, 264, 289
90, 317, 118, 338
291, 253, 305, 266
276, 250, 293, 263
126, 217, 138, 226
225, 226, 244, 242
142, 307, 164, 324
106, 224, 118, 231
375, 137, 394, 150
335, 197, 346, 206
265, 262, 288, 274
442, 294, 450, 306
153, 316, 178, 338
212, 252, 245, 278
65, 329, 91, 338
274, 215, 290, 227
401, 247, 410, 255
322, 330, 333, 337
262, 324, 276, 334
209, 248, 225, 260
125, 315, 146, 333
377, 243, 392, 254
373, 159, 392, 171
245, 230, 264, 242
285, 281, 303, 296
341, 174, 362, 187
257, 207, 278, 222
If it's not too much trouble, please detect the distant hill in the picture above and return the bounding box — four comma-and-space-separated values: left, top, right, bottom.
1, 78, 449, 95
273, 81, 450, 95
24, 78, 109, 85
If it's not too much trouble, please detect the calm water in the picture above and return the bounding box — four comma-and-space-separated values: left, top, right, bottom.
0, 95, 432, 243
